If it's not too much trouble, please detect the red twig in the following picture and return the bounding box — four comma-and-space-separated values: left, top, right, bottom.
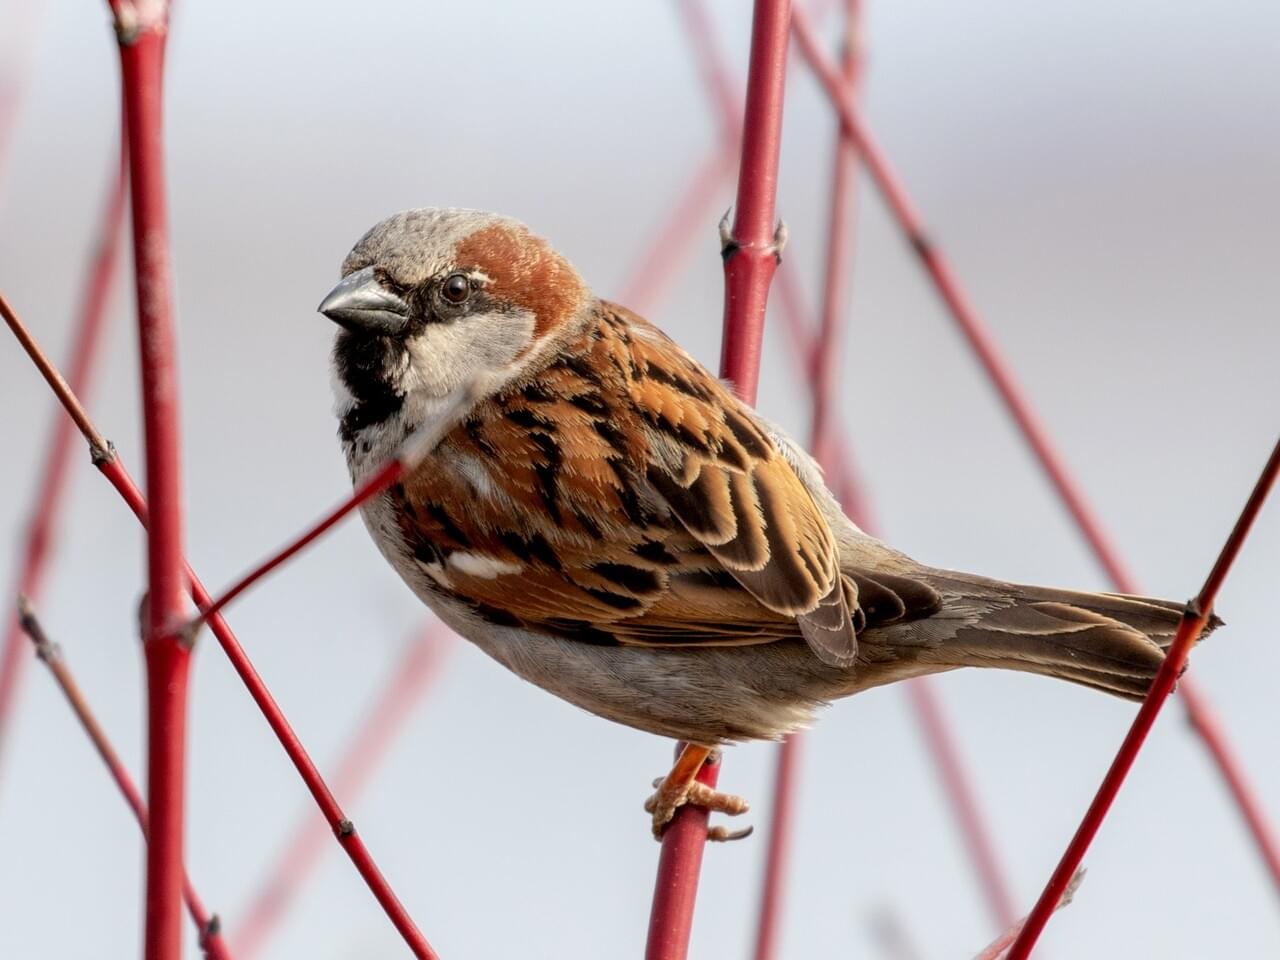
793, 0, 1280, 906
716, 0, 791, 404
0, 139, 127, 777
189, 459, 403, 629
974, 869, 1085, 960
774, 269, 1019, 932
617, 145, 738, 315
1005, 438, 1280, 957
233, 623, 454, 959
0, 295, 439, 958
106, 6, 195, 955
16, 599, 230, 959
904, 682, 1017, 929
753, 6, 862, 959
646, 4, 792, 959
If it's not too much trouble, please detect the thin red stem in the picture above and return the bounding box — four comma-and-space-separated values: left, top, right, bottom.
974, 869, 1085, 960
904, 682, 1017, 929
660, 2, 1017, 942
775, 269, 1019, 931
111, 12, 193, 957
793, 0, 1280, 910
233, 624, 453, 959
718, 0, 792, 403
191, 459, 404, 630
0, 297, 439, 958
753, 6, 862, 958
617, 145, 738, 315
17, 600, 229, 959
0, 139, 126, 777
646, 4, 792, 958
646, 750, 724, 960
1007, 439, 1280, 958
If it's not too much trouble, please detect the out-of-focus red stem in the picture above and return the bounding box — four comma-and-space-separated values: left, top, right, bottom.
777, 266, 1019, 931
793, 0, 1280, 906
0, 297, 439, 959
17, 600, 229, 959
110, 9, 193, 956
617, 145, 738, 315
646, 4, 792, 959
753, 7, 862, 959
0, 139, 126, 778
809, 0, 861, 469
1006, 439, 1280, 958
904, 682, 1017, 929
233, 624, 453, 959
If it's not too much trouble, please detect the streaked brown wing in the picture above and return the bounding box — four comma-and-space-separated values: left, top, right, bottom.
395, 301, 942, 665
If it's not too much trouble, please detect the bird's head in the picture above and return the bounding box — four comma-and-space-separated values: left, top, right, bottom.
321, 208, 590, 406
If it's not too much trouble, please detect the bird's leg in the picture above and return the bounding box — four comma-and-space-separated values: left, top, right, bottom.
643, 744, 751, 841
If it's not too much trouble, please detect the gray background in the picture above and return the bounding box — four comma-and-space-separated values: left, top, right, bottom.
1, 1, 1277, 956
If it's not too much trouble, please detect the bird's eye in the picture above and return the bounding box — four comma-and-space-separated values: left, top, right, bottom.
441, 273, 471, 304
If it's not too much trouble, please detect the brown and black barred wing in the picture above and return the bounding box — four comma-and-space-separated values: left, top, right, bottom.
397, 300, 938, 665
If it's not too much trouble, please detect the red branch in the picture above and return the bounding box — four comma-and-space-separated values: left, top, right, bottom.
108, 8, 195, 955
1008, 443, 1280, 957
791, 0, 1280, 908
974, 869, 1084, 960
0, 140, 127, 777
17, 599, 230, 959
232, 623, 453, 959
0, 297, 439, 958
646, 3, 792, 959
753, 5, 863, 958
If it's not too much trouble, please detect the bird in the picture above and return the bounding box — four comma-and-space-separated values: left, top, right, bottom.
319, 207, 1216, 838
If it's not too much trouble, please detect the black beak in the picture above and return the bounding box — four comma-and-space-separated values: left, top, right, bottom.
318, 266, 411, 336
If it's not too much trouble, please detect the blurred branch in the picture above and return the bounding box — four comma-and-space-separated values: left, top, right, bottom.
0, 138, 127, 781
0, 291, 439, 959
16, 597, 230, 959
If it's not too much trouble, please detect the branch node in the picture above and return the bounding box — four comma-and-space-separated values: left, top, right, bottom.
335, 818, 355, 838
202, 913, 222, 940
90, 439, 117, 466
111, 1, 169, 46
908, 229, 934, 259
771, 219, 788, 262
16, 595, 60, 662
718, 209, 739, 261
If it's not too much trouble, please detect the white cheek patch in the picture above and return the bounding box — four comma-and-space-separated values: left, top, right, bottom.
448, 552, 523, 579
401, 310, 535, 399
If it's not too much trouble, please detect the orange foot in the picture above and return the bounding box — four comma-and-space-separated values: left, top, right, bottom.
643, 744, 751, 842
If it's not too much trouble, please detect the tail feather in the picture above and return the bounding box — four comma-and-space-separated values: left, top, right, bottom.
925, 571, 1221, 701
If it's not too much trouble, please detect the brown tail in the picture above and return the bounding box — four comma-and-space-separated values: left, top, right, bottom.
926, 571, 1221, 700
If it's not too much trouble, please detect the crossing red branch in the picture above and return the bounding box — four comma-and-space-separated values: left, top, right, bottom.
646, 3, 792, 959
791, 0, 1280, 905
16, 599, 230, 959
0, 139, 127, 778
1006, 438, 1280, 957
232, 623, 453, 959
0, 293, 439, 959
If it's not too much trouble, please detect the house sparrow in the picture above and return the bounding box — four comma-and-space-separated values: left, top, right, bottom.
320, 208, 1214, 837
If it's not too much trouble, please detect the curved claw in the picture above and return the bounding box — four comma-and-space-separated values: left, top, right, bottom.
644, 774, 750, 840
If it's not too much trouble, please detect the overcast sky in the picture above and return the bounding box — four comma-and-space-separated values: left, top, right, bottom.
1, 1, 1278, 957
